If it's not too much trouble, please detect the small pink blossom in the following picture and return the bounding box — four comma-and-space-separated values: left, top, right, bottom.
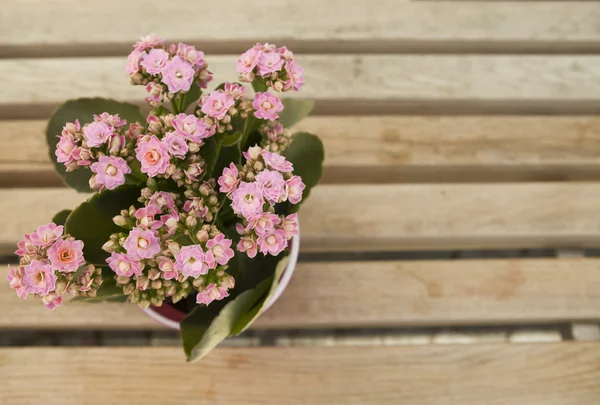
184, 163, 203, 183
284, 60, 304, 91
237, 236, 257, 258
15, 235, 34, 257
176, 245, 208, 278
43, 294, 63, 310
90, 156, 131, 190
196, 283, 229, 305
127, 122, 144, 139
29, 223, 64, 247
183, 198, 209, 218
83, 122, 113, 148
224, 82, 247, 100
157, 256, 178, 280
285, 175, 305, 204
148, 191, 175, 211
93, 112, 127, 128
231, 182, 264, 218
257, 51, 284, 76
218, 163, 240, 194
255, 169, 286, 203
160, 212, 180, 235
126, 49, 145, 75
160, 56, 195, 93
106, 252, 143, 277
252, 92, 283, 121
134, 206, 161, 230
7, 266, 27, 298
206, 234, 234, 266
141, 48, 169, 75
172, 113, 212, 142
247, 212, 281, 235
145, 82, 164, 105
257, 229, 287, 256
176, 43, 206, 67
201, 90, 234, 120
123, 228, 161, 260
47, 239, 85, 273
134, 34, 165, 51
236, 46, 261, 74
22, 260, 56, 296
242, 145, 264, 161
262, 150, 293, 172
281, 213, 299, 239
136, 135, 170, 177
163, 132, 189, 158
55, 133, 78, 165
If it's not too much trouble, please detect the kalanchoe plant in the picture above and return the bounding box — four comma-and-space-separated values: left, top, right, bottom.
7, 35, 324, 362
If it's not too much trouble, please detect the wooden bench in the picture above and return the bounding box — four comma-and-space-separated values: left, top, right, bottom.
1, 1, 600, 403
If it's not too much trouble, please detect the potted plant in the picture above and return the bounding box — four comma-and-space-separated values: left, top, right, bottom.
6, 35, 324, 361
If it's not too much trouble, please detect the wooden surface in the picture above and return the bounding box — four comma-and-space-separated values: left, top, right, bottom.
1, 343, 599, 404
1, 258, 599, 330
2, 56, 600, 119
3, 116, 600, 186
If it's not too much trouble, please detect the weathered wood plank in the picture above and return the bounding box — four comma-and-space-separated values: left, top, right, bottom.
3, 116, 600, 186
1, 344, 599, 404
1, 258, 599, 330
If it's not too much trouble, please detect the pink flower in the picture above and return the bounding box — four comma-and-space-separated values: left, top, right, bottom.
236, 46, 261, 74
231, 182, 264, 218
134, 34, 165, 51
126, 49, 145, 75
284, 60, 304, 91
285, 175, 305, 204
177, 43, 206, 67
123, 228, 161, 260
22, 260, 56, 296
134, 205, 161, 230
29, 223, 64, 247
175, 245, 208, 278
262, 150, 293, 172
257, 229, 287, 256
106, 252, 143, 277
183, 198, 208, 217
83, 122, 113, 148
224, 82, 247, 100
15, 235, 34, 257
43, 294, 63, 310
163, 132, 188, 158
281, 214, 299, 239
160, 212, 180, 235
90, 156, 131, 190
136, 135, 170, 177
257, 51, 284, 76
145, 82, 164, 105
247, 212, 281, 235
93, 112, 127, 128
206, 234, 234, 266
172, 113, 212, 142
55, 133, 78, 165
252, 92, 283, 120
148, 191, 175, 211
218, 163, 240, 194
141, 48, 169, 75
7, 266, 27, 298
242, 145, 264, 161
196, 283, 229, 305
47, 239, 85, 273
157, 256, 178, 280
255, 169, 285, 203
201, 90, 234, 120
237, 236, 257, 258
160, 56, 195, 93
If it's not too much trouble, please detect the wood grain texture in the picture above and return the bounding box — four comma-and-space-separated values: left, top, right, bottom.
2, 183, 600, 254
1, 56, 600, 118
3, 116, 600, 186
1, 344, 599, 404
2, 1, 600, 55
1, 258, 599, 330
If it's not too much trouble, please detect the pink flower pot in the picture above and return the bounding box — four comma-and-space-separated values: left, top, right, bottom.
140, 232, 300, 330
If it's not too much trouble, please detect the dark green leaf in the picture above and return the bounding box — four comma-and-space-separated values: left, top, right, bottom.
252, 80, 268, 93
222, 131, 243, 147
65, 185, 142, 264
212, 144, 241, 181
200, 136, 219, 178
181, 82, 201, 113
279, 99, 314, 128
52, 209, 72, 226
46, 98, 145, 192
282, 132, 324, 210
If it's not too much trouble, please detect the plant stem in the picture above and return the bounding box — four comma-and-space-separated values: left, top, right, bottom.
211, 193, 229, 225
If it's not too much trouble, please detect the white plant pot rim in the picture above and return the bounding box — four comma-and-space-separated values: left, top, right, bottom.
141, 229, 300, 330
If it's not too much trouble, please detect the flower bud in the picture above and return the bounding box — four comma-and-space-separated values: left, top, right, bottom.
208, 195, 218, 206
150, 296, 162, 307
253, 161, 264, 171
108, 135, 122, 155
151, 280, 162, 290
65, 161, 79, 172
246, 145, 263, 161
185, 215, 197, 228
113, 215, 128, 227
116, 275, 130, 285
136, 276, 150, 291
88, 174, 98, 190
163, 114, 175, 128
148, 268, 161, 281
102, 239, 118, 253
199, 183, 212, 196
167, 241, 181, 255
273, 81, 284, 92
123, 283, 135, 295
188, 142, 200, 153
192, 277, 204, 288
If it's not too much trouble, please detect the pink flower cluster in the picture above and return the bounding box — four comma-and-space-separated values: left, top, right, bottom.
236, 43, 304, 92
127, 34, 212, 106
219, 146, 303, 257
196, 82, 253, 133
7, 223, 101, 310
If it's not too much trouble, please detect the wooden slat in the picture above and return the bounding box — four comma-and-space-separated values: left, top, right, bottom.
2, 56, 600, 118
3, 116, 600, 186
1, 258, 599, 330
2, 183, 600, 254
2, 1, 600, 56
1, 344, 599, 404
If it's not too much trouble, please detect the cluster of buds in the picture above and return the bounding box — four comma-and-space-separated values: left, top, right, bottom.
236, 43, 304, 92
7, 223, 103, 310
258, 121, 292, 153
55, 113, 142, 191
126, 34, 213, 106
218, 146, 302, 257
196, 82, 253, 134
103, 186, 235, 308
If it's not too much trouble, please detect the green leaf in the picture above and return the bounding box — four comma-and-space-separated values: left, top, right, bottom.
65, 185, 141, 264
46, 98, 145, 192
200, 136, 219, 178
212, 144, 241, 180
181, 82, 201, 113
282, 132, 324, 210
222, 131, 243, 147
52, 209, 72, 226
279, 99, 314, 128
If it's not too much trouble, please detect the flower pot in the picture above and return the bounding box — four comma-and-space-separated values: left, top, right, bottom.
140, 232, 300, 330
